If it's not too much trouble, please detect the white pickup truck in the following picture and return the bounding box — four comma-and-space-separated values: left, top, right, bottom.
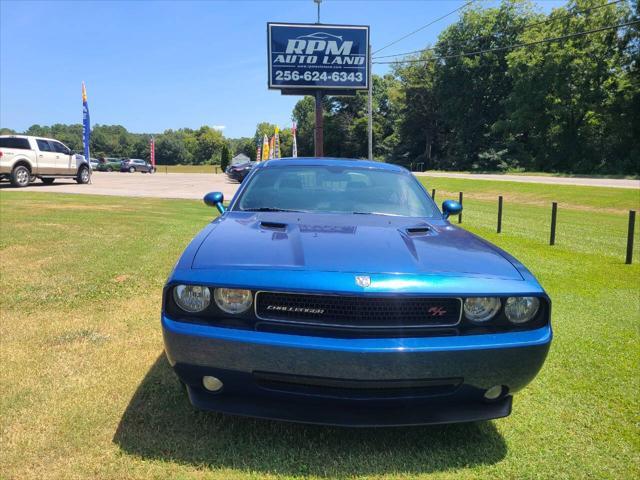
0, 135, 91, 187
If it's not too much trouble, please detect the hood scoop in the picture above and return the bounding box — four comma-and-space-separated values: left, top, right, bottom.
260, 221, 287, 231
405, 226, 431, 236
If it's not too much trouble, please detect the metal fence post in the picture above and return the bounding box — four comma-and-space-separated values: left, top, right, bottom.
497, 196, 503, 233
550, 202, 558, 246
458, 192, 463, 224
431, 188, 436, 200
626, 210, 636, 264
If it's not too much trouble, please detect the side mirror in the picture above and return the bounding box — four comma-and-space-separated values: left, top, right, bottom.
204, 191, 225, 214
442, 200, 462, 219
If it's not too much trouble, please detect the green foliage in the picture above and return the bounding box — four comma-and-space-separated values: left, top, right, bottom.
220, 143, 231, 171
290, 0, 638, 174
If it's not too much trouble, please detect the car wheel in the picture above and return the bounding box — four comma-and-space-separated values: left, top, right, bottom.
129, 166, 135, 173
42, 178, 55, 185
106, 166, 113, 172
76, 165, 90, 184
149, 167, 156, 174
10, 165, 31, 187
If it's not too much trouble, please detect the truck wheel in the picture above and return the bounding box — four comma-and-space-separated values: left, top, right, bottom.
128, 166, 135, 173
10, 165, 31, 187
76, 165, 90, 184
42, 178, 55, 185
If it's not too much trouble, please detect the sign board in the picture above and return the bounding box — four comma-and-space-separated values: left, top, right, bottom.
268, 23, 369, 92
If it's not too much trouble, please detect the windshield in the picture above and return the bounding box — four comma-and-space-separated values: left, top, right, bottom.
234, 165, 439, 218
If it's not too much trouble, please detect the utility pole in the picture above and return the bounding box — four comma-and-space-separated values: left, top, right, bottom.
367, 45, 373, 160
313, 0, 323, 157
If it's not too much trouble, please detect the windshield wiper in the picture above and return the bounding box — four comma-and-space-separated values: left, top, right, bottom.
241, 207, 305, 213
352, 211, 400, 217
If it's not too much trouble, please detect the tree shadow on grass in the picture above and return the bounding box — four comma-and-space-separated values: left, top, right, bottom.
113, 354, 507, 477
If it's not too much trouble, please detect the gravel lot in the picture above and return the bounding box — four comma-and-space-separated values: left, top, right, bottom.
0, 172, 241, 200
0, 170, 637, 200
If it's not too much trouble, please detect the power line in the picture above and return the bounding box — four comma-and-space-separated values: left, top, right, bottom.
373, 0, 627, 60
372, 1, 476, 55
373, 20, 638, 65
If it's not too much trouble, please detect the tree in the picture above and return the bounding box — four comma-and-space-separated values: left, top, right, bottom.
220, 144, 231, 171
503, 0, 635, 173
195, 126, 225, 164
291, 97, 316, 156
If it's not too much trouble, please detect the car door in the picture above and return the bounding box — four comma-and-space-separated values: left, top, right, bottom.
50, 140, 75, 174
136, 160, 147, 172
35, 139, 58, 174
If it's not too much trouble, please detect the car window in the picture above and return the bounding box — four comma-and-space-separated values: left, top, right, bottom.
0, 137, 31, 149
51, 141, 70, 154
36, 139, 53, 152
235, 165, 439, 218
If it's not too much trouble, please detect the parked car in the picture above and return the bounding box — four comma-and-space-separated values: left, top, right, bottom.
162, 158, 552, 426
0, 135, 90, 187
121, 158, 156, 173
89, 158, 99, 169
225, 161, 255, 182
94, 157, 123, 172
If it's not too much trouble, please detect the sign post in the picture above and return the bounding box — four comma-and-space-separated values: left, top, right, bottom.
267, 22, 370, 156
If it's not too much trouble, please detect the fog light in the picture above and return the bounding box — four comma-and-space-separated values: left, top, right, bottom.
484, 385, 505, 400
202, 376, 223, 392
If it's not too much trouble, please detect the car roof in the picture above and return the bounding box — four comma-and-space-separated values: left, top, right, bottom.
257, 157, 407, 172
0, 134, 60, 142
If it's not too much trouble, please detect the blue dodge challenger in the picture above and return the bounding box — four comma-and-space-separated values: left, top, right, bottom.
162, 158, 551, 426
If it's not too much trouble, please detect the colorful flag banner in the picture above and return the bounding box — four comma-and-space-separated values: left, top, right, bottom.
269, 136, 275, 159
261, 135, 269, 161
150, 137, 156, 166
81, 82, 91, 165
274, 126, 281, 159
292, 121, 298, 158
257, 144, 262, 162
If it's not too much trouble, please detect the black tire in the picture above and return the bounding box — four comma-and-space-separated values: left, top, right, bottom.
128, 166, 135, 173
106, 166, 113, 172
10, 165, 31, 187
42, 178, 55, 185
149, 167, 156, 174
76, 165, 90, 184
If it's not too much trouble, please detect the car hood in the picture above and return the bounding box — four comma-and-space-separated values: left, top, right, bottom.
191, 212, 522, 280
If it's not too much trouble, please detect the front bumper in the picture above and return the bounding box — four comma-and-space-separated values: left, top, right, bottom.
162, 315, 551, 426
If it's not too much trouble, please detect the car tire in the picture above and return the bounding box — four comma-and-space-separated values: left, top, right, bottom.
149, 167, 156, 174
106, 166, 113, 172
128, 166, 135, 173
42, 178, 55, 185
76, 165, 90, 184
10, 165, 31, 187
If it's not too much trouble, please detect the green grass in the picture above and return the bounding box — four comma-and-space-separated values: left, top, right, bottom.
0, 182, 639, 479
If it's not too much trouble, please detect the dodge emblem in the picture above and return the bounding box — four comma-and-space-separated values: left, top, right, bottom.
355, 275, 371, 287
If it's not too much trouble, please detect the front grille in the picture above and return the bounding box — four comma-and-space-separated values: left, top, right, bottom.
255, 292, 461, 329
253, 371, 462, 399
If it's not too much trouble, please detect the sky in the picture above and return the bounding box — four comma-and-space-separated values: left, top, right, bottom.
0, 0, 565, 139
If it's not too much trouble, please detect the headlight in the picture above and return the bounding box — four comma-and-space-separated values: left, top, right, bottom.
505, 297, 540, 324
214, 288, 253, 314
464, 297, 501, 323
173, 285, 211, 313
